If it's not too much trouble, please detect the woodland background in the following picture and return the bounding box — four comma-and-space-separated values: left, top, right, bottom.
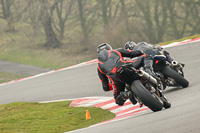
0, 0, 199, 69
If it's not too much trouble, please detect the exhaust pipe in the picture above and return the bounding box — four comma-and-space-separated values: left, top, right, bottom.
171, 60, 184, 69
138, 70, 158, 85
171, 60, 178, 66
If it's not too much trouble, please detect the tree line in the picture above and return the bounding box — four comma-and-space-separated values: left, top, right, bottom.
0, 0, 199, 51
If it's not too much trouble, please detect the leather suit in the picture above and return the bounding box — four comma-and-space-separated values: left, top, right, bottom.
97, 48, 144, 105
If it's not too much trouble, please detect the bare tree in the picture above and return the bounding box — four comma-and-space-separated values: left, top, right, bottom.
98, 0, 121, 30
99, 0, 110, 31
167, 0, 185, 39
120, 0, 131, 39
51, 0, 73, 40
39, 0, 62, 48
135, 0, 168, 43
165, 0, 200, 39
77, 0, 89, 48
0, 0, 15, 31
25, 0, 42, 35
182, 0, 200, 35
76, 0, 99, 50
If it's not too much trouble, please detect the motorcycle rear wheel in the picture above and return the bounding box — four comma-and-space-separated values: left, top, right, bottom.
163, 66, 189, 88
131, 80, 163, 112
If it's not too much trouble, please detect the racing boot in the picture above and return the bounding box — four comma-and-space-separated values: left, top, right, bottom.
120, 91, 137, 105
115, 92, 126, 106
120, 91, 129, 100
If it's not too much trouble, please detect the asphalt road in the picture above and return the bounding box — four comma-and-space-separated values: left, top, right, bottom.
0, 41, 200, 133
0, 60, 51, 76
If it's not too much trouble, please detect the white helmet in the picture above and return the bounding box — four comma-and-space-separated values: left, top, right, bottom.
124, 41, 136, 50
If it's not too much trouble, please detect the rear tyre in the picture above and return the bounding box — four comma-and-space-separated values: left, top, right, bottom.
131, 80, 163, 112
163, 66, 189, 88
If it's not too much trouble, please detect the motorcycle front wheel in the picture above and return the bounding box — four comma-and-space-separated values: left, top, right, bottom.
131, 80, 163, 112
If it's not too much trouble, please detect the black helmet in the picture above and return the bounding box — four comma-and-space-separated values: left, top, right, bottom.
124, 41, 136, 50
97, 43, 112, 53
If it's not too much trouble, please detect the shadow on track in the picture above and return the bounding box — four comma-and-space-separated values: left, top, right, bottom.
164, 87, 184, 94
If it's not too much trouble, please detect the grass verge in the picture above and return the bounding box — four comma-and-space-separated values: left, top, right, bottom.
0, 71, 26, 84
158, 34, 200, 45
0, 101, 115, 133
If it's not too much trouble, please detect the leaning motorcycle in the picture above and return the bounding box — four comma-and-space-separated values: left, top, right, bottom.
153, 54, 189, 89
116, 56, 171, 112
132, 42, 189, 89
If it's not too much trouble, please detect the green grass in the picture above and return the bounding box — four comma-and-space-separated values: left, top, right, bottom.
158, 34, 200, 45
0, 42, 94, 70
0, 21, 96, 70
0, 101, 115, 133
0, 71, 25, 84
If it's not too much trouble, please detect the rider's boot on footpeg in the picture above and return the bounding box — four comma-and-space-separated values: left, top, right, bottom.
120, 91, 129, 100
120, 91, 137, 105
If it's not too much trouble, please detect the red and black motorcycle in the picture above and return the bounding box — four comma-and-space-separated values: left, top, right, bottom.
116, 55, 171, 112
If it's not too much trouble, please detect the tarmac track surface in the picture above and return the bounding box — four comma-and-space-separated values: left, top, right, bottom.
0, 41, 200, 133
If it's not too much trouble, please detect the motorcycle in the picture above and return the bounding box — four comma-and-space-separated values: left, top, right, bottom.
153, 54, 189, 89
116, 55, 171, 112
131, 42, 189, 89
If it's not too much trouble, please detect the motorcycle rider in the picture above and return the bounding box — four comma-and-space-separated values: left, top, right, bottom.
97, 43, 144, 106
124, 41, 178, 75
124, 41, 176, 64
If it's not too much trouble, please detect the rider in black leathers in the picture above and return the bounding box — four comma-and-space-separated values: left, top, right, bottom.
124, 41, 176, 74
97, 43, 145, 106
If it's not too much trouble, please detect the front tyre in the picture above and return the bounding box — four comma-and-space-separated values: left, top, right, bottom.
131, 80, 163, 112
